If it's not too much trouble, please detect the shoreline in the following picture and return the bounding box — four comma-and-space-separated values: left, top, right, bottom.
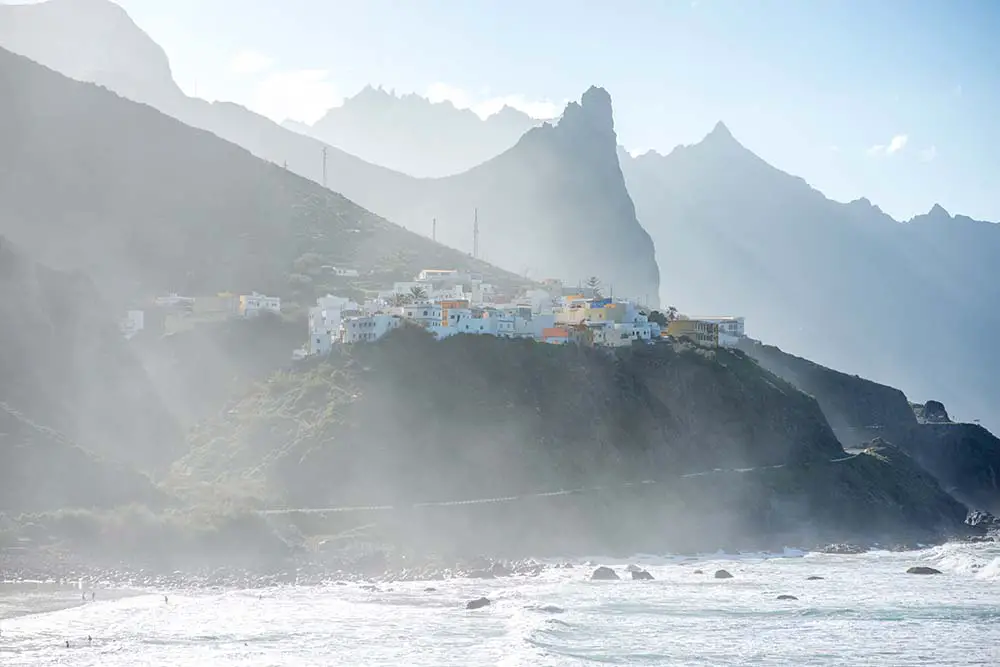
2, 534, 993, 594
0, 582, 143, 621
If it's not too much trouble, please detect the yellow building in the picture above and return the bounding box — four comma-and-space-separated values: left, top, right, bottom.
665, 319, 720, 347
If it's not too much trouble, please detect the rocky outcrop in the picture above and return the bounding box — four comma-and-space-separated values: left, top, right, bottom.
591, 566, 620, 581
906, 567, 942, 575
914, 400, 951, 424
466, 597, 491, 610
714, 570, 734, 579
631, 569, 654, 580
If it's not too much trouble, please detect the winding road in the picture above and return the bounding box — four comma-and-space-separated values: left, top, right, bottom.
257, 452, 861, 516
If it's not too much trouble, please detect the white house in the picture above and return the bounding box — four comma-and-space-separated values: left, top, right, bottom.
239, 292, 281, 317
322, 265, 360, 278
416, 269, 458, 282
342, 314, 402, 343
401, 302, 443, 328
689, 316, 746, 347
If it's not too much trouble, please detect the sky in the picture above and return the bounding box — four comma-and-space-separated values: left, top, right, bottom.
5, 0, 1000, 221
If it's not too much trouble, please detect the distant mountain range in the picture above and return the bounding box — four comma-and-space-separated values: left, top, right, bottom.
620, 125, 1000, 432
298, 86, 542, 177
0, 0, 659, 302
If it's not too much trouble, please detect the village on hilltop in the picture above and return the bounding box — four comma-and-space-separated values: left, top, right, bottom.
121, 267, 745, 356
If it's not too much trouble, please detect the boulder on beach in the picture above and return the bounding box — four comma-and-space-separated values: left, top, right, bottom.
631, 569, 654, 580
625, 564, 643, 573
537, 605, 565, 614
906, 566, 942, 575
466, 597, 491, 610
693, 569, 704, 574
591, 566, 620, 581
714, 570, 733, 579
806, 576, 824, 580
776, 594, 798, 600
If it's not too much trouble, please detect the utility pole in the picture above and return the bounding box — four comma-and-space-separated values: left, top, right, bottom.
321, 146, 328, 188
432, 218, 437, 243
473, 208, 479, 260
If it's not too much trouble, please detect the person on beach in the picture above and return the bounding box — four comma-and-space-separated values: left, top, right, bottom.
164, 595, 169, 604
88, 635, 92, 644
65, 640, 70, 648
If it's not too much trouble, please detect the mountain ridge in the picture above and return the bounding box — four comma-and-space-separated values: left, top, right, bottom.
0, 0, 658, 300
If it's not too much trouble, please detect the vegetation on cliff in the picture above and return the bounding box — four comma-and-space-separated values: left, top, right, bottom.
174, 329, 968, 554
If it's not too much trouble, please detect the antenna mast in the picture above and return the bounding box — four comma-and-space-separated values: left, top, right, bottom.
473, 208, 479, 259
321, 146, 328, 188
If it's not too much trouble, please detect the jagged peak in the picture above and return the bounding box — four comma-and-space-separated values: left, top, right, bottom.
555, 85, 616, 138
709, 121, 733, 140
928, 203, 951, 218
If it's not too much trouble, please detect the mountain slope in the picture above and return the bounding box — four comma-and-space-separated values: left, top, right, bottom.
0, 0, 659, 302
305, 86, 542, 177
178, 330, 969, 554
621, 123, 1000, 431
0, 402, 162, 512
0, 47, 527, 305
0, 236, 182, 474
739, 339, 1000, 514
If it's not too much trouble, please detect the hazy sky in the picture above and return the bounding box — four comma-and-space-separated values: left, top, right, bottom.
5, 0, 999, 221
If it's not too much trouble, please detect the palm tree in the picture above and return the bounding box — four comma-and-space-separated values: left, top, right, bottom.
409, 285, 428, 301
666, 306, 679, 322
585, 276, 603, 298
388, 292, 409, 307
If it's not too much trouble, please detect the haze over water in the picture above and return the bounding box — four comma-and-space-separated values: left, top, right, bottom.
3, 543, 999, 666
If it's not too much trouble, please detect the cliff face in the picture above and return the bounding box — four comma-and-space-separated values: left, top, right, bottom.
738, 339, 918, 442
0, 0, 181, 106
740, 339, 1000, 514
0, 237, 182, 473
178, 331, 966, 554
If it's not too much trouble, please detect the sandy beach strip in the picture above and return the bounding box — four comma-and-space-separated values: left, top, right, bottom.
0, 581, 142, 621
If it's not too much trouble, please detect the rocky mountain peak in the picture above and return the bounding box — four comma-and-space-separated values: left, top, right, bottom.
928, 203, 951, 218
0, 0, 181, 105
555, 86, 616, 142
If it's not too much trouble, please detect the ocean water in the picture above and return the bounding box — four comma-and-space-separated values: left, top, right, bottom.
2, 542, 998, 666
